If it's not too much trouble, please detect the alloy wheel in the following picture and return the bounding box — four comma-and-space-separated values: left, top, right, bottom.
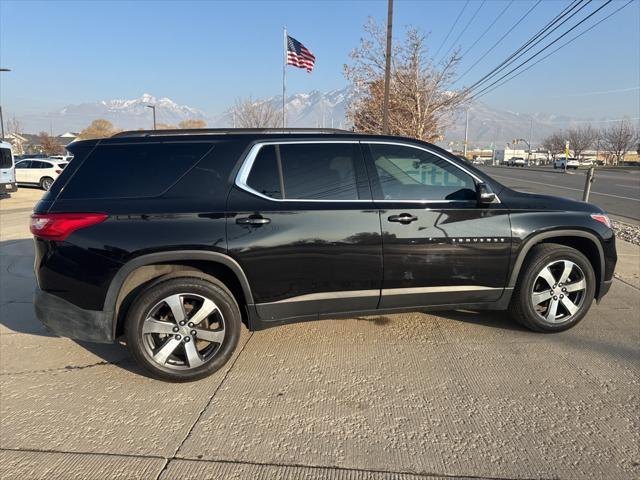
531, 260, 587, 323
142, 293, 225, 370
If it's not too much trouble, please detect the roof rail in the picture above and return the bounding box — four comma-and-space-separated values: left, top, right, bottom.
111, 128, 353, 138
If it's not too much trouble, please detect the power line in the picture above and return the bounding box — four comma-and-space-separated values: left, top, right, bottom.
470, 0, 619, 101
440, 0, 487, 62
466, 0, 591, 93
457, 0, 542, 82
459, 1, 514, 59
433, 0, 469, 60
473, 0, 635, 100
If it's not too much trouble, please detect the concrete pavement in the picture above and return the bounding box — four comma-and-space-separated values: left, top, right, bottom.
1, 188, 638, 480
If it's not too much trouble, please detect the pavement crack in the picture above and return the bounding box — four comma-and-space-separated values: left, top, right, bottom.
168, 332, 254, 461
613, 274, 640, 291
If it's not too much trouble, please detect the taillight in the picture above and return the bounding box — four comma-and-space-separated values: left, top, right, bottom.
55, 169, 62, 174
590, 213, 612, 229
30, 213, 108, 241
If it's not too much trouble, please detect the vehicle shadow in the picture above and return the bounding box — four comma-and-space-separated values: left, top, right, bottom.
433, 309, 529, 332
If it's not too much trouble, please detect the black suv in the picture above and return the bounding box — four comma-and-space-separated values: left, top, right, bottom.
32, 129, 616, 381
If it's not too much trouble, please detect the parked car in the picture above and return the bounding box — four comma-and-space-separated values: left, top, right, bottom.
472, 158, 484, 166
15, 158, 68, 190
554, 157, 580, 170
580, 159, 595, 167
508, 157, 525, 167
0, 141, 17, 196
32, 129, 617, 382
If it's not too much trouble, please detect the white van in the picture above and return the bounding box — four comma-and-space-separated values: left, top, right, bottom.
0, 141, 17, 196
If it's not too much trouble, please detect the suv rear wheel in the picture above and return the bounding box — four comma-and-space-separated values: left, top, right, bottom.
510, 244, 595, 332
125, 276, 241, 382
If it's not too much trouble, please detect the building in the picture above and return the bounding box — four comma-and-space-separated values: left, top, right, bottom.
5, 132, 78, 155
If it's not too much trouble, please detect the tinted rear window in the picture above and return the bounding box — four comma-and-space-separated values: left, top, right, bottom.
60, 142, 212, 199
279, 143, 360, 200
246, 145, 282, 199
244, 143, 362, 200
0, 149, 12, 169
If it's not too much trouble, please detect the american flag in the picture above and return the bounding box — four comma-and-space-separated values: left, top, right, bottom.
287, 35, 316, 73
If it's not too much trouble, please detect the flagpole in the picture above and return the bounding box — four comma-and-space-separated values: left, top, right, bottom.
282, 26, 287, 128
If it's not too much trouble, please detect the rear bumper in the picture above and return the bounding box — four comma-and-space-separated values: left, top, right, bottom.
0, 182, 17, 193
34, 288, 114, 343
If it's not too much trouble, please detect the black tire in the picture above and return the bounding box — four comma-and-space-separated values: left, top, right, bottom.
125, 276, 241, 382
509, 243, 596, 332
40, 177, 54, 191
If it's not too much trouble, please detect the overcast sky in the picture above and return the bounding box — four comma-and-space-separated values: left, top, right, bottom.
1, 0, 638, 119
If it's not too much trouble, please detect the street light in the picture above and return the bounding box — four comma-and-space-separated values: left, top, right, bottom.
145, 105, 156, 130
0, 68, 11, 139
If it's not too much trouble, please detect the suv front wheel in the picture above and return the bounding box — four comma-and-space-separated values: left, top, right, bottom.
125, 276, 241, 382
510, 244, 595, 332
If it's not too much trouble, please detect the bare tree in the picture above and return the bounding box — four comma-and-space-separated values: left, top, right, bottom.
601, 120, 636, 165
38, 132, 64, 155
344, 18, 468, 141
233, 97, 280, 128
179, 119, 207, 129
7, 115, 23, 135
541, 132, 566, 161
79, 119, 117, 139
566, 125, 596, 160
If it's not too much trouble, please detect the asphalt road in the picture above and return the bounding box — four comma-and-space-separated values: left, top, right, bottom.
481, 166, 640, 223
1, 189, 639, 480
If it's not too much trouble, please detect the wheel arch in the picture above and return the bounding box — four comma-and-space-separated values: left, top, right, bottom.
508, 229, 604, 297
105, 251, 253, 339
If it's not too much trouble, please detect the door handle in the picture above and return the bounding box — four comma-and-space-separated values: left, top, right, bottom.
236, 215, 271, 225
388, 213, 417, 224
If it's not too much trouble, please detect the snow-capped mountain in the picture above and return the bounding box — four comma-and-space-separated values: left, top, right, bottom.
19, 94, 209, 132
15, 89, 613, 145
214, 87, 354, 128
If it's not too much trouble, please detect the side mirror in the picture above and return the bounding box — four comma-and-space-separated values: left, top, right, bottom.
477, 182, 496, 205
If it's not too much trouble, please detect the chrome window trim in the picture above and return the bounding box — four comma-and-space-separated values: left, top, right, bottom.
235, 139, 501, 204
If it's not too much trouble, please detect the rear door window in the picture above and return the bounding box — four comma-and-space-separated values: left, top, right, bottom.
279, 143, 361, 200
243, 142, 366, 201
60, 142, 212, 199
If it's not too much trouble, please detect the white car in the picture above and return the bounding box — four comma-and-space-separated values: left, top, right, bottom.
509, 157, 525, 167
553, 157, 580, 170
15, 158, 68, 190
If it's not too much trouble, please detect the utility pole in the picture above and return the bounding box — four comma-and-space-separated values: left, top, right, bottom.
382, 0, 393, 134
528, 118, 533, 164
283, 26, 287, 128
463, 108, 469, 158
0, 68, 11, 139
146, 105, 156, 130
